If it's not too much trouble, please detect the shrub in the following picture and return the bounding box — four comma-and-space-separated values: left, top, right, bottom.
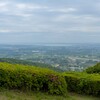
63, 72, 100, 96
0, 62, 67, 96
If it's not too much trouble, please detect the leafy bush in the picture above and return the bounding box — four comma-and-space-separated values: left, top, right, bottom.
63, 72, 100, 96
85, 63, 100, 74
0, 62, 67, 96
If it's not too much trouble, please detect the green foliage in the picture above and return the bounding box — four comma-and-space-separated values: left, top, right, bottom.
0, 62, 67, 96
85, 63, 100, 74
0, 58, 63, 72
63, 72, 100, 96
0, 58, 52, 68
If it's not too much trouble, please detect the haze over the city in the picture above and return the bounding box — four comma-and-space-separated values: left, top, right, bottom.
0, 0, 100, 44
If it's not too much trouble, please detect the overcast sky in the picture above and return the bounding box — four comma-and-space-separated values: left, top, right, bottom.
0, 0, 100, 44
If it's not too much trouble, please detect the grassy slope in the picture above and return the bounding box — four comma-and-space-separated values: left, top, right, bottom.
0, 58, 63, 72
0, 90, 99, 100
0, 62, 100, 100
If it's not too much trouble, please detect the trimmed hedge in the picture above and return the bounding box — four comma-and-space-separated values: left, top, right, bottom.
63, 72, 100, 96
0, 62, 67, 96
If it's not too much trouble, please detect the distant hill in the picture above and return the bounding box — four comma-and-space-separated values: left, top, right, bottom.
85, 63, 100, 74
0, 58, 63, 72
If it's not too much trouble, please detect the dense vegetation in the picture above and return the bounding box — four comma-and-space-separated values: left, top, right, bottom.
0, 62, 67, 96
86, 63, 100, 74
63, 72, 100, 96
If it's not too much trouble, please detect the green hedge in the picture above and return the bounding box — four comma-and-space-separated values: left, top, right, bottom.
0, 62, 67, 96
63, 72, 100, 96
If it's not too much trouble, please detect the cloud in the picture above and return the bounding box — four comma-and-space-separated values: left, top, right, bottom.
0, 2, 9, 12
48, 7, 77, 13
0, 0, 100, 44
16, 3, 48, 10
0, 29, 11, 33
0, 2, 7, 7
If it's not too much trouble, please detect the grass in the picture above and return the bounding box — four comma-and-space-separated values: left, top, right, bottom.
0, 89, 99, 100
69, 93, 100, 100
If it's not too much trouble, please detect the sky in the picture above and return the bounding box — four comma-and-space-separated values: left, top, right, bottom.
0, 0, 100, 44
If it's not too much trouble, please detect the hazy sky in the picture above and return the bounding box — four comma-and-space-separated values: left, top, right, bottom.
0, 0, 100, 44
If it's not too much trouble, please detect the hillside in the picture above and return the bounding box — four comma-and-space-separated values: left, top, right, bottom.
0, 62, 100, 99
0, 58, 63, 72
85, 63, 100, 74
